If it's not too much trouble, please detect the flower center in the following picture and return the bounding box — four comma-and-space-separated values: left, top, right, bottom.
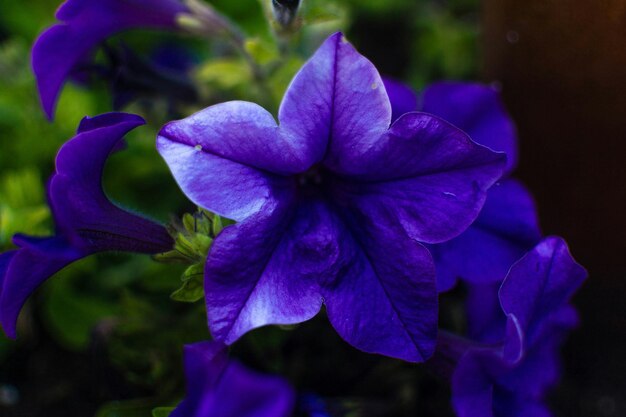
298, 165, 324, 187
296, 165, 332, 199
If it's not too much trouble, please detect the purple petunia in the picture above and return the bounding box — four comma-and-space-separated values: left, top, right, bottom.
32, 0, 189, 119
158, 33, 506, 362
171, 340, 295, 417
433, 237, 586, 417
384, 79, 542, 291
0, 113, 172, 338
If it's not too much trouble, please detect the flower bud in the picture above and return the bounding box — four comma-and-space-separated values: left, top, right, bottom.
271, 0, 301, 27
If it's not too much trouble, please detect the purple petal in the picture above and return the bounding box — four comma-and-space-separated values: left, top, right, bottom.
32, 0, 187, 119
171, 341, 229, 417
0, 251, 17, 299
157, 105, 299, 222
420, 82, 518, 174
382, 77, 418, 123
280, 33, 391, 173
431, 179, 541, 291
499, 236, 587, 358
159, 102, 323, 175
454, 347, 556, 417
498, 308, 577, 398
0, 237, 81, 338
205, 199, 330, 345
51, 113, 173, 253
172, 341, 295, 417
465, 283, 507, 344
452, 350, 499, 417
322, 208, 438, 362
332, 113, 506, 244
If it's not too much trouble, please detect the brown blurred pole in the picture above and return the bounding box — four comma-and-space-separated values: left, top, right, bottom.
482, 0, 626, 276
482, 2, 626, 414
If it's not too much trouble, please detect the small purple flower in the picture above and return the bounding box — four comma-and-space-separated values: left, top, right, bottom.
383, 79, 541, 291
158, 33, 505, 362
171, 340, 295, 417
0, 113, 172, 338
32, 0, 189, 119
434, 237, 587, 417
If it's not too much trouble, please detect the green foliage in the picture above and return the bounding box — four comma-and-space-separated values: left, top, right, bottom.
410, 3, 479, 85
0, 168, 51, 247
42, 264, 119, 350
96, 399, 161, 417
152, 407, 175, 417
170, 263, 205, 303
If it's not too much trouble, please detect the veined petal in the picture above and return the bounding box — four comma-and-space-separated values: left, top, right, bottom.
172, 341, 295, 417
157, 111, 296, 222
158, 101, 316, 175
420, 82, 518, 174
332, 113, 506, 244
205, 198, 329, 344
499, 237, 587, 356
32, 0, 187, 119
382, 77, 418, 123
431, 179, 541, 291
51, 113, 173, 253
323, 207, 438, 362
279, 33, 392, 172
0, 237, 81, 338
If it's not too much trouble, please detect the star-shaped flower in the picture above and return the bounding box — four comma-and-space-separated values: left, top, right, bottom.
434, 237, 587, 417
158, 33, 506, 362
0, 113, 172, 337
32, 0, 189, 119
171, 340, 295, 417
384, 79, 542, 291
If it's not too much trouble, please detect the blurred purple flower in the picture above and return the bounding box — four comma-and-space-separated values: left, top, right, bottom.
0, 113, 172, 338
32, 0, 188, 119
383, 79, 542, 291
171, 340, 295, 417
433, 237, 586, 417
158, 33, 505, 362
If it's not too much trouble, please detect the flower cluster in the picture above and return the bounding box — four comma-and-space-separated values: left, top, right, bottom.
0, 1, 587, 416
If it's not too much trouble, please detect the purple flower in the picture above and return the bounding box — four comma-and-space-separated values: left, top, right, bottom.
383, 79, 541, 291
32, 0, 189, 119
0, 113, 172, 338
382, 77, 419, 123
158, 33, 506, 362
434, 237, 586, 417
171, 340, 295, 417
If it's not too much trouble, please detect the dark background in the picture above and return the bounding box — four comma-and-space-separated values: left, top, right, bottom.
483, 2, 626, 416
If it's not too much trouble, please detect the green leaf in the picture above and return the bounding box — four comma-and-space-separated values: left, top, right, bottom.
152, 407, 176, 417
170, 263, 205, 303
